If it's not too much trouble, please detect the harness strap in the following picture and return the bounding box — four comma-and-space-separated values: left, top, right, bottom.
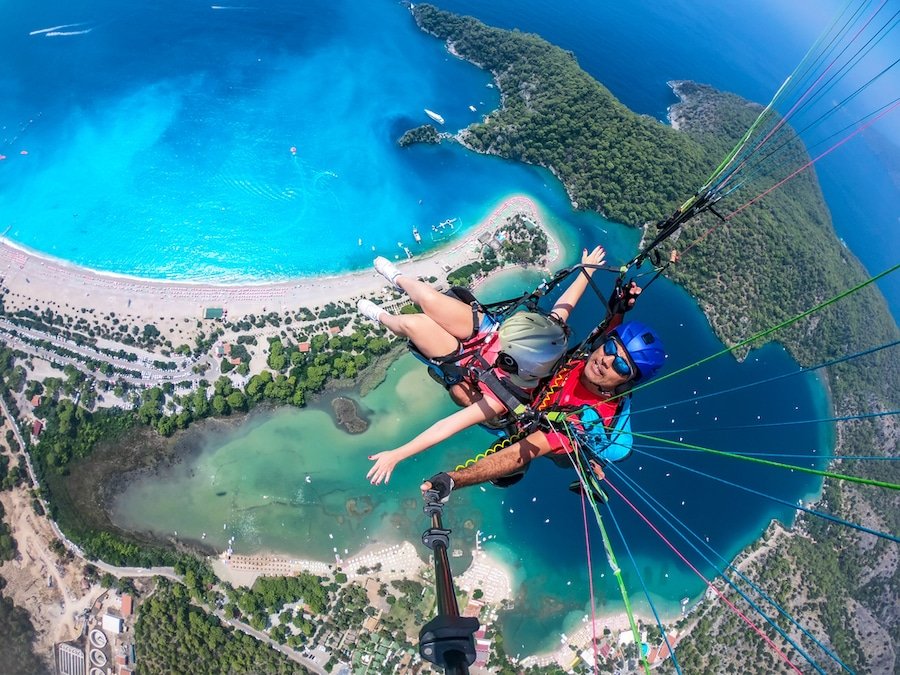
534, 359, 581, 412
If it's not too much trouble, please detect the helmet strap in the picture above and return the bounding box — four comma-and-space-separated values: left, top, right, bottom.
613, 379, 636, 396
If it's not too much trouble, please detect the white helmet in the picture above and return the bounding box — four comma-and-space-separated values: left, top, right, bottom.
496, 312, 569, 388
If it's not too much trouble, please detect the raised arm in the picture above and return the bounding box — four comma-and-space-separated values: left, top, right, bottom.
550, 246, 606, 324
367, 395, 507, 485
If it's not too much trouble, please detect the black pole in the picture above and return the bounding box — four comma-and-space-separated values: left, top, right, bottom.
418, 490, 479, 674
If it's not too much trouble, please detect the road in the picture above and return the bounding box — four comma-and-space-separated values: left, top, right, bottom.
0, 317, 213, 385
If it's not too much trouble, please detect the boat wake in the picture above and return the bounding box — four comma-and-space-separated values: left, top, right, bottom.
29, 22, 87, 35
45, 29, 94, 37
30, 22, 95, 37
219, 175, 299, 202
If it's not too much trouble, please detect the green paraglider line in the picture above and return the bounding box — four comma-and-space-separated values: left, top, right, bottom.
628, 429, 900, 491
629, 448, 900, 543
558, 421, 652, 675
606, 463, 850, 674
604, 500, 684, 675
603, 478, 805, 674
616, 262, 900, 402
631, 339, 898, 419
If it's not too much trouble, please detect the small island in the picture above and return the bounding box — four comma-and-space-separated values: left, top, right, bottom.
397, 123, 441, 147
330, 396, 368, 434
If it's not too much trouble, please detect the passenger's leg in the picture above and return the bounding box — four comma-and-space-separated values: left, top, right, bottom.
395, 275, 480, 340
358, 299, 459, 359
374, 257, 479, 340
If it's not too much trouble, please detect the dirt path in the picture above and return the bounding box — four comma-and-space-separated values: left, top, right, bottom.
0, 484, 101, 668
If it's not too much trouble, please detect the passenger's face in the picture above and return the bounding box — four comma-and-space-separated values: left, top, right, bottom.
582, 338, 633, 393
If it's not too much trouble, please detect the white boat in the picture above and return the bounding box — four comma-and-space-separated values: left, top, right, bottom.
424, 108, 445, 124
413, 228, 421, 243
468, 105, 477, 112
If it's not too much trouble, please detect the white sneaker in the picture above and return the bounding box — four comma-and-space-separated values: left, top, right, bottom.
373, 256, 403, 288
357, 299, 386, 323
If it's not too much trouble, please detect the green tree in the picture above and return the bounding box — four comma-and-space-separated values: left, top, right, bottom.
226, 390, 246, 412
211, 395, 229, 415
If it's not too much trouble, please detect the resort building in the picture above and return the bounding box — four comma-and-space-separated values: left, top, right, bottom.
102, 613, 124, 634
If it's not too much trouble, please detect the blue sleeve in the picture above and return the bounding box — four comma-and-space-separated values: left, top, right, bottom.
577, 399, 633, 463
596, 412, 633, 463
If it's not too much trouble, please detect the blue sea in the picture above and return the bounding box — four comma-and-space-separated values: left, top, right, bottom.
2, 0, 896, 655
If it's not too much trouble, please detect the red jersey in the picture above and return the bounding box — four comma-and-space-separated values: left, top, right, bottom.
534, 360, 620, 454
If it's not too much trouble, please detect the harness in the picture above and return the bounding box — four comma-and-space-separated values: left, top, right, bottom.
408, 286, 561, 424
410, 265, 631, 433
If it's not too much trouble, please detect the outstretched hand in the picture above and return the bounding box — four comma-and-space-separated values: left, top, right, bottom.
367, 450, 401, 485
582, 245, 606, 269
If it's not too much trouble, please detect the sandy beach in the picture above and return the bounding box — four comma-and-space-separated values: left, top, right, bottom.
0, 194, 560, 342
212, 539, 515, 605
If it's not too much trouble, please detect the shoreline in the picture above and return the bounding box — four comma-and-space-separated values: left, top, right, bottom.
211, 538, 517, 605
0, 193, 561, 324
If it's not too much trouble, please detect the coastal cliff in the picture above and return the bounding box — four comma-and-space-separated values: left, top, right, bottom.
412, 4, 899, 672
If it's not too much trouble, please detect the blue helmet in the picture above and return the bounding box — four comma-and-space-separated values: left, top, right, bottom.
611, 321, 666, 383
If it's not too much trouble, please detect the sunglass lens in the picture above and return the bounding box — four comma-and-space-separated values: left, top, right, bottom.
613, 357, 632, 377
